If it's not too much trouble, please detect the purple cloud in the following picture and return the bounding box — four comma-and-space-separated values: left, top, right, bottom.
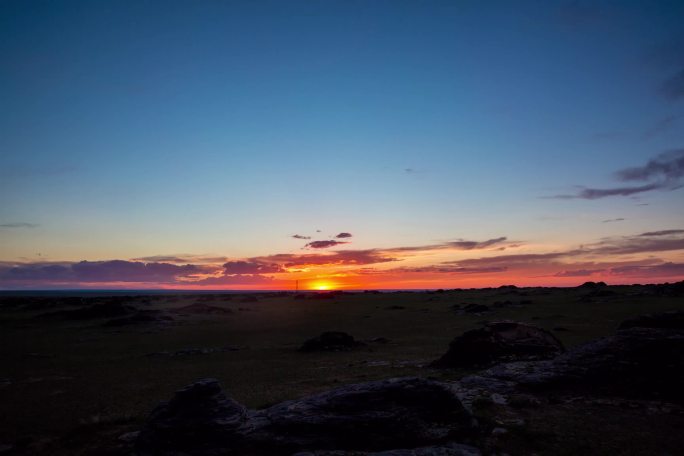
305, 240, 349, 249
335, 232, 352, 239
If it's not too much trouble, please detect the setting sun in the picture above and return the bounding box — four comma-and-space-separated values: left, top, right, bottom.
310, 281, 335, 291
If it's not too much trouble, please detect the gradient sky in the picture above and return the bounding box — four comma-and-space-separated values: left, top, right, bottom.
1, 0, 683, 289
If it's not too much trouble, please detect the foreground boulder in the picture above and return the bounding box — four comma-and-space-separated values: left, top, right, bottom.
136, 379, 248, 455
431, 322, 564, 368
618, 310, 684, 330
292, 443, 481, 455
471, 326, 684, 402
136, 377, 477, 455
300, 331, 366, 352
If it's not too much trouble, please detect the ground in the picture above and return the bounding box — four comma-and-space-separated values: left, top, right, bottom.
0, 285, 683, 455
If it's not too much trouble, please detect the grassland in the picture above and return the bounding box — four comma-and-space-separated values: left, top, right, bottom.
1, 285, 683, 454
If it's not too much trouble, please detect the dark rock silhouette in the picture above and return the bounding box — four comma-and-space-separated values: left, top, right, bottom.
136, 377, 477, 455
135, 378, 247, 455
300, 331, 366, 352
618, 310, 684, 330
176, 303, 233, 314
431, 322, 564, 368
470, 325, 684, 402
292, 442, 481, 455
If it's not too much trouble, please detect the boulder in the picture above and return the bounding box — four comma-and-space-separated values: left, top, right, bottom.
292, 442, 481, 455
477, 326, 684, 402
135, 378, 247, 455
136, 377, 477, 455
300, 331, 366, 352
431, 322, 564, 368
176, 303, 233, 315
618, 310, 684, 330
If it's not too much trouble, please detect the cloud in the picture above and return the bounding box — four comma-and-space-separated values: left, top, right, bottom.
639, 229, 684, 237
292, 234, 311, 240
397, 265, 508, 274
0, 260, 207, 284
610, 262, 684, 278
222, 261, 284, 274
191, 274, 275, 286
382, 237, 512, 253
305, 240, 349, 249
549, 150, 684, 199
602, 218, 625, 223
252, 250, 398, 268
615, 149, 684, 182
447, 237, 508, 250
335, 232, 352, 239
131, 255, 228, 264
554, 269, 603, 277
0, 223, 38, 228
660, 69, 684, 100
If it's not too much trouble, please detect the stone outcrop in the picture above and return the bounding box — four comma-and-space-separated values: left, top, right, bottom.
431, 322, 564, 368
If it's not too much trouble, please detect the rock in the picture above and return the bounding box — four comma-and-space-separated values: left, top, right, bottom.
577, 281, 607, 289
300, 332, 366, 352
461, 304, 490, 314
135, 378, 248, 455
175, 303, 233, 315
136, 377, 477, 455
292, 442, 481, 455
618, 310, 684, 330
118, 431, 140, 443
386, 305, 406, 310
248, 377, 476, 453
431, 322, 564, 368
478, 326, 684, 402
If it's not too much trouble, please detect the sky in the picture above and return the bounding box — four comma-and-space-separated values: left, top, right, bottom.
1, 0, 683, 290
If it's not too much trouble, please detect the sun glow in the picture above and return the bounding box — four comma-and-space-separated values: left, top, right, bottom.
310, 280, 335, 291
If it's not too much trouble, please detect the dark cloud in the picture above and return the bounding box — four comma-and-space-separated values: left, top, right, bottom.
253, 250, 398, 268
399, 265, 507, 274
610, 262, 684, 277
0, 260, 206, 284
335, 232, 352, 239
383, 237, 512, 253
639, 229, 684, 237
447, 237, 508, 250
660, 68, 684, 100
549, 149, 684, 199
222, 261, 284, 274
616, 149, 684, 182
602, 218, 625, 223
0, 223, 38, 228
191, 274, 275, 286
292, 234, 311, 240
554, 269, 603, 277
305, 240, 349, 249
131, 255, 228, 264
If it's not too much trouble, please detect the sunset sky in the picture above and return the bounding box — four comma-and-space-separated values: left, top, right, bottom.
1, 0, 683, 289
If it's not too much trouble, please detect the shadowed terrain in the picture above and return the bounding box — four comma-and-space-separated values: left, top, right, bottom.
1, 283, 683, 454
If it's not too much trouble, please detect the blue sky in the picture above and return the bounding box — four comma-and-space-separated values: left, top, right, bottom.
1, 1, 683, 288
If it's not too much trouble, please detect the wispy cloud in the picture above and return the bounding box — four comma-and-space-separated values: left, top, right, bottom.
335, 232, 352, 239
292, 234, 311, 240
602, 218, 625, 223
0, 223, 38, 228
549, 149, 684, 199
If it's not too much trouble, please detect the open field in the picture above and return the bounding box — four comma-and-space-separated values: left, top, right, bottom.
1, 284, 683, 455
